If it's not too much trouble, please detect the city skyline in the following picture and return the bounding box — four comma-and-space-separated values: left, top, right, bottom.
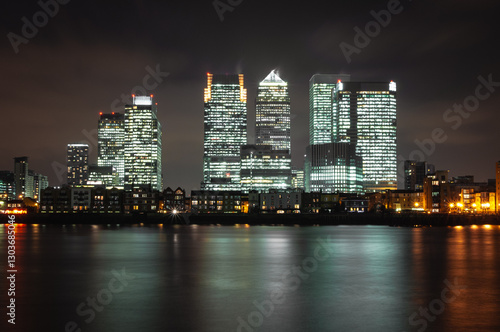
1, 1, 499, 191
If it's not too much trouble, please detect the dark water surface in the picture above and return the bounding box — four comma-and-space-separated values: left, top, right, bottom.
1, 223, 500, 332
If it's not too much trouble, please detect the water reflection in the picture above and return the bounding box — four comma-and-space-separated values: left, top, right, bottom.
0, 224, 499, 331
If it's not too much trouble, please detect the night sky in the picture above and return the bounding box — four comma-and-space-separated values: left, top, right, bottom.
1, 0, 499, 191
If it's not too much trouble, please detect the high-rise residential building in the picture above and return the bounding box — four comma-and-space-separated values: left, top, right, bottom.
423, 170, 451, 213
305, 143, 363, 193
32, 172, 49, 202
332, 81, 397, 192
256, 70, 291, 151
202, 73, 247, 191
98, 112, 125, 187
309, 74, 350, 145
124, 95, 162, 191
404, 160, 428, 191
14, 156, 29, 198
67, 144, 89, 186
496, 162, 500, 212
25, 169, 49, 201
240, 145, 291, 193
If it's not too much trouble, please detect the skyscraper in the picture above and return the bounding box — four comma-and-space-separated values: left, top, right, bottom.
202, 73, 247, 191
67, 144, 89, 185
124, 95, 162, 191
309, 74, 350, 145
240, 145, 291, 193
243, 70, 293, 192
256, 70, 291, 151
88, 165, 119, 188
333, 81, 397, 192
98, 112, 125, 187
14, 156, 28, 198
305, 143, 363, 193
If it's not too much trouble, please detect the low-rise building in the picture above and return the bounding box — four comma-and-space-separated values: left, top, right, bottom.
190, 191, 242, 213
161, 187, 186, 212
386, 190, 424, 212
260, 190, 301, 214
123, 188, 160, 214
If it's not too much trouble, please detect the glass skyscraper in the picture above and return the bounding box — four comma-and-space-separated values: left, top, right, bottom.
305, 143, 363, 193
309, 74, 350, 145
333, 81, 397, 192
241, 70, 294, 192
202, 73, 247, 191
98, 112, 125, 187
67, 144, 89, 186
240, 145, 291, 193
124, 95, 162, 191
256, 70, 291, 151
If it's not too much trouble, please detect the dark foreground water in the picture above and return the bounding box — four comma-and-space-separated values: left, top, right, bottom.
1, 223, 500, 332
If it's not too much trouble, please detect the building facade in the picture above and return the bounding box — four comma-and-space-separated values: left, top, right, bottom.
67, 144, 89, 186
0, 171, 15, 202
14, 156, 28, 198
88, 165, 119, 188
309, 74, 350, 145
305, 143, 363, 194
191, 190, 242, 213
260, 190, 302, 214
202, 73, 247, 191
256, 70, 291, 151
291, 167, 305, 190
98, 112, 125, 186
240, 145, 291, 193
162, 187, 186, 212
124, 95, 162, 191
29, 170, 49, 201
333, 81, 397, 192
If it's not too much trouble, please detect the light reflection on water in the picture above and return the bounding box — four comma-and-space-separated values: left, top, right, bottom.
0, 224, 499, 332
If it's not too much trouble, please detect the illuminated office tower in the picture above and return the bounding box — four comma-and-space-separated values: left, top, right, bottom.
251, 70, 292, 192
98, 112, 125, 187
67, 144, 89, 186
305, 143, 363, 193
256, 70, 291, 151
309, 74, 350, 145
202, 73, 247, 191
88, 165, 119, 188
333, 81, 397, 192
124, 95, 162, 191
291, 167, 305, 190
240, 145, 291, 193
